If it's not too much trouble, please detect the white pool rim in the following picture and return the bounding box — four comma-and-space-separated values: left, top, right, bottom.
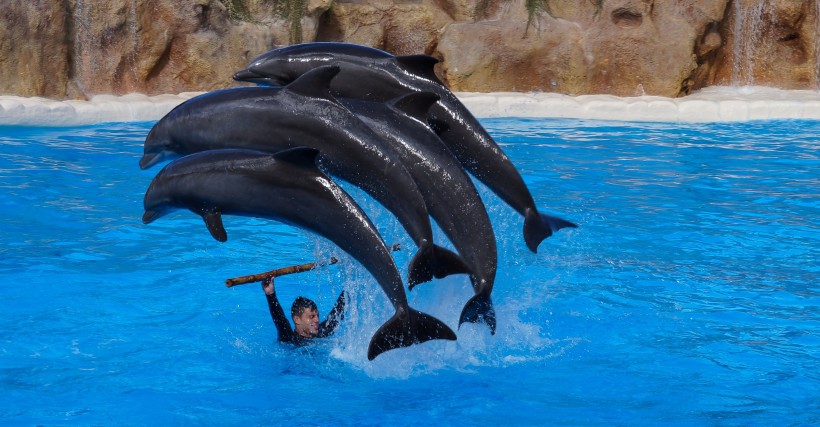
2, 86, 820, 126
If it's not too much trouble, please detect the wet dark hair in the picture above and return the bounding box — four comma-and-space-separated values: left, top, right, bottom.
291, 296, 317, 318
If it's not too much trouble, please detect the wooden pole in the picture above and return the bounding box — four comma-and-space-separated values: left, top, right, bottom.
224, 258, 338, 287
224, 243, 401, 288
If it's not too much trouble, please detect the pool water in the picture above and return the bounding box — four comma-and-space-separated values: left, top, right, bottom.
1, 118, 818, 425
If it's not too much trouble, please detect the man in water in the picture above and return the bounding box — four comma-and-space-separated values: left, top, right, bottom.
261, 277, 346, 345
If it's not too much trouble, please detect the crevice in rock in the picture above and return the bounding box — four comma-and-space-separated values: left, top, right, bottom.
678, 1, 733, 96
611, 7, 643, 28
146, 38, 174, 83
315, 5, 342, 41
197, 3, 213, 30
770, 3, 809, 66
778, 31, 799, 42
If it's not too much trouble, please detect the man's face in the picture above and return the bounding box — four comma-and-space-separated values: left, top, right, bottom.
293, 308, 319, 337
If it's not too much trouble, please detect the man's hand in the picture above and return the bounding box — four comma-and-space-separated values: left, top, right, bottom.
261, 277, 275, 296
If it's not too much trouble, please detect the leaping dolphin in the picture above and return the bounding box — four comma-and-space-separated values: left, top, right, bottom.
140, 65, 469, 288
233, 42, 577, 253
142, 148, 457, 360
342, 92, 499, 333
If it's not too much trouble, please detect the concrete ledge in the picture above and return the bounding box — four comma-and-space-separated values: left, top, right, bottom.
2, 86, 820, 126
0, 93, 203, 126
460, 86, 820, 122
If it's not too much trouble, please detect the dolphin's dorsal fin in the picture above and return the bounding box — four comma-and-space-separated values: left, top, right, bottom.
395, 55, 441, 83
390, 92, 440, 123
272, 146, 320, 169
203, 211, 228, 242
284, 65, 340, 100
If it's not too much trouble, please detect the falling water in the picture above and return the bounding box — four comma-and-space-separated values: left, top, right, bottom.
129, 0, 139, 51
816, 0, 820, 89
730, 0, 768, 86
72, 0, 91, 97
128, 0, 141, 85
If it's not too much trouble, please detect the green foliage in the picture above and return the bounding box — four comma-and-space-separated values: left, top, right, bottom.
474, 0, 603, 32
218, 0, 307, 44
524, 0, 549, 30
273, 0, 307, 44
219, 0, 253, 22
527, 0, 604, 30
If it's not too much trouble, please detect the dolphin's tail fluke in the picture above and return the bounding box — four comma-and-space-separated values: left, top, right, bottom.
431, 245, 471, 279
523, 208, 578, 253
458, 291, 497, 335
407, 244, 471, 290
367, 308, 457, 360
407, 241, 471, 287
407, 243, 435, 287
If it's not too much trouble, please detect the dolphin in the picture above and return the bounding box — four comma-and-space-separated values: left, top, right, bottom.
234, 42, 577, 253
142, 147, 457, 360
140, 65, 468, 287
342, 92, 499, 333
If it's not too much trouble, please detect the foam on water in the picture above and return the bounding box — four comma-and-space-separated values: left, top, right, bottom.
4, 86, 820, 126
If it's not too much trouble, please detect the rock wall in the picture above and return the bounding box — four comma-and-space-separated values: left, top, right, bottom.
1, 1, 71, 97
1, 0, 818, 99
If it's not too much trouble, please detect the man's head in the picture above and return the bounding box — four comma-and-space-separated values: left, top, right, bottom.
291, 297, 319, 337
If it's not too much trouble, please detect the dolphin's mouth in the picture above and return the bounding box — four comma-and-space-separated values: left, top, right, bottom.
233, 69, 284, 87
233, 68, 260, 82
139, 150, 176, 170
142, 210, 163, 224
139, 153, 159, 169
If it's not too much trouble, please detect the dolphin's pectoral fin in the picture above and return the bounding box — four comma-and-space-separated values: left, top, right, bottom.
406, 242, 434, 288
523, 209, 578, 253
367, 308, 457, 360
203, 211, 228, 242
431, 244, 471, 279
407, 244, 472, 290
458, 292, 496, 335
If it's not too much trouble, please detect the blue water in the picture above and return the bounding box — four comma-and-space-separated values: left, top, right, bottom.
1, 118, 818, 425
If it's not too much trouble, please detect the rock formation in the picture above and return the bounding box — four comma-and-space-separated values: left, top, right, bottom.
1, 0, 818, 99
695, 0, 819, 92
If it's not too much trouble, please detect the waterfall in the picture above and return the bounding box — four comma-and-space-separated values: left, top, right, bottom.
730, 0, 768, 86
129, 0, 139, 51
816, 0, 820, 90
72, 0, 91, 98
128, 0, 140, 84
